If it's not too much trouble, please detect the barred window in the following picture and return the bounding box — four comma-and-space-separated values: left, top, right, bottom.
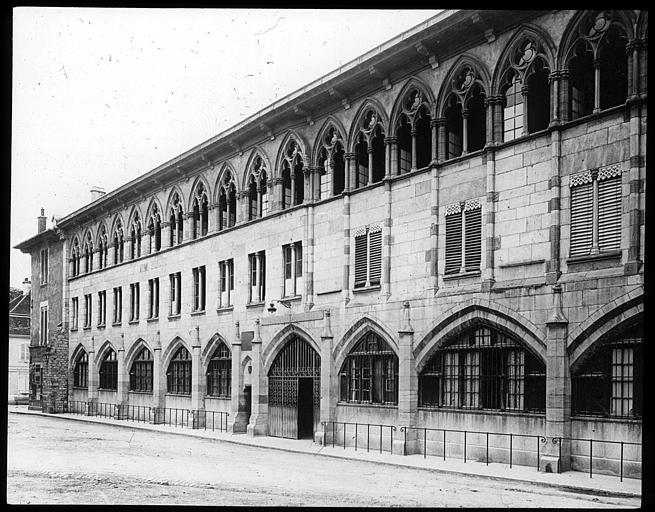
354, 225, 382, 289
167, 346, 191, 395
99, 349, 118, 390
419, 326, 545, 412
129, 347, 153, 392
206, 343, 231, 398
339, 332, 398, 405
73, 351, 88, 388
569, 166, 622, 257
572, 324, 642, 419
445, 200, 482, 275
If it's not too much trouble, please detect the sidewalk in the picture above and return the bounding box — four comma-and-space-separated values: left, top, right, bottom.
9, 406, 641, 498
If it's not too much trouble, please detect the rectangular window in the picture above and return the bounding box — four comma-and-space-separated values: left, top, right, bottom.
84, 294, 92, 328
569, 166, 622, 257
248, 252, 265, 303
444, 201, 482, 275
353, 225, 382, 289
148, 278, 160, 318
39, 305, 48, 345
192, 266, 206, 312
112, 287, 122, 324
283, 242, 303, 297
218, 259, 234, 307
71, 297, 79, 330
97, 291, 106, 326
19, 343, 29, 362
169, 272, 181, 316
40, 248, 49, 285
130, 283, 140, 321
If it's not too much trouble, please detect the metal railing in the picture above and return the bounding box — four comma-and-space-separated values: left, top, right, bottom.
559, 436, 642, 482
159, 407, 191, 428
191, 410, 230, 432
119, 404, 150, 423
321, 421, 396, 454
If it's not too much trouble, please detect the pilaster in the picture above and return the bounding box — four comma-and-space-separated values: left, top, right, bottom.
393, 302, 416, 455
247, 319, 268, 436
230, 321, 248, 432
190, 325, 205, 428
315, 310, 335, 444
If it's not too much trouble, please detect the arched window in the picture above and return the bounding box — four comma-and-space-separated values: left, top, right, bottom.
418, 326, 545, 412
99, 348, 118, 390
147, 205, 162, 253
168, 193, 184, 246
567, 11, 629, 119
218, 171, 237, 230
97, 227, 108, 270
206, 342, 231, 397
354, 109, 386, 188
572, 322, 642, 419
167, 346, 191, 395
500, 38, 551, 141
443, 66, 487, 158
316, 126, 345, 198
191, 183, 209, 238
129, 346, 153, 392
247, 156, 268, 220
71, 238, 81, 277
130, 213, 142, 259
83, 233, 93, 273
339, 332, 398, 405
73, 351, 88, 388
395, 88, 433, 174
113, 221, 124, 265
280, 139, 304, 209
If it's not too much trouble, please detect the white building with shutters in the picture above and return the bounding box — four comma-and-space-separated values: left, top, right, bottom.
16, 9, 645, 478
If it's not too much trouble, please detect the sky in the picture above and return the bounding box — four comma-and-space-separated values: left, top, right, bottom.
10, 8, 439, 288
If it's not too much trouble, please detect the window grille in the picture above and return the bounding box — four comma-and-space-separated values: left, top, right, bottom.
74, 352, 88, 388
167, 346, 191, 395
99, 349, 117, 390
129, 347, 153, 392
206, 343, 231, 397
339, 332, 398, 405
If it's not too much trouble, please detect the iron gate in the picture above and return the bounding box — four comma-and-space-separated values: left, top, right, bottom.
268, 336, 320, 438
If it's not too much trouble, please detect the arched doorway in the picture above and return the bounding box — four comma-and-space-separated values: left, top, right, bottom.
268, 336, 320, 439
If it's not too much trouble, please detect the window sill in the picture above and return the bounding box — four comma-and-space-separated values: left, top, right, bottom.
165, 393, 191, 398
70, 328, 78, 333
281, 295, 302, 302
566, 251, 621, 265
112, 322, 122, 327
72, 386, 87, 390
352, 284, 381, 294
190, 310, 206, 317
204, 395, 231, 400
97, 324, 106, 330
147, 317, 159, 323
417, 406, 545, 418
128, 320, 140, 325
246, 301, 266, 309
128, 390, 153, 395
168, 314, 181, 321
82, 326, 91, 331
97, 388, 117, 393
316, 288, 342, 296
216, 305, 234, 313
337, 401, 397, 409
571, 414, 642, 424
499, 259, 545, 269
442, 270, 481, 281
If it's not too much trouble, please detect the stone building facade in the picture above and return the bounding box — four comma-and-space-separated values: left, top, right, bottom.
16, 10, 645, 477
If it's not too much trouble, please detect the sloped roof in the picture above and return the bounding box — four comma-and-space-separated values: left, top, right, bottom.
9, 292, 30, 336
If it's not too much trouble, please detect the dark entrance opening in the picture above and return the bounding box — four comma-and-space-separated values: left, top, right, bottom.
243, 385, 252, 424
297, 377, 314, 439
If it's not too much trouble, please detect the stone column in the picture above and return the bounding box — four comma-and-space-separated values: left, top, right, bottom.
382, 180, 392, 300
87, 336, 98, 415
189, 325, 205, 428
274, 177, 284, 212
247, 319, 268, 436
367, 145, 374, 185
430, 118, 438, 162
410, 129, 417, 171
559, 70, 570, 123
116, 333, 128, 419
493, 96, 505, 145
548, 72, 560, 127
482, 147, 496, 291
638, 40, 647, 100
304, 202, 315, 311
290, 172, 296, 207
593, 58, 601, 114
345, 152, 356, 191
485, 97, 495, 145
183, 212, 193, 243
238, 190, 250, 225
160, 221, 170, 250
257, 186, 263, 218
545, 126, 562, 285
521, 85, 530, 136
386, 136, 398, 177
437, 118, 447, 163
149, 331, 164, 424
312, 167, 321, 201
542, 285, 571, 472
230, 321, 248, 432
393, 302, 417, 455
461, 109, 469, 155
303, 167, 311, 203
342, 193, 351, 304
315, 310, 335, 445
624, 89, 644, 275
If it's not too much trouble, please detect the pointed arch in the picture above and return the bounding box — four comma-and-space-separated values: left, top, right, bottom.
201, 332, 231, 369
636, 10, 648, 39
242, 147, 273, 190
389, 76, 437, 132
436, 53, 491, 117
275, 129, 310, 177
186, 174, 212, 213
108, 213, 125, 240
414, 299, 546, 374
125, 337, 154, 368
214, 162, 240, 200
144, 196, 164, 223
262, 323, 321, 375
70, 342, 88, 368
568, 289, 643, 373
165, 185, 186, 216
347, 97, 390, 152
312, 115, 348, 166
161, 336, 191, 370
333, 315, 399, 371
94, 220, 109, 246
126, 204, 143, 231
94, 339, 116, 366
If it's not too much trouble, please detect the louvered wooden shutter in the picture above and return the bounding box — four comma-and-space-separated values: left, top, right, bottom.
354, 230, 368, 287
598, 176, 621, 252
570, 182, 593, 256
445, 210, 462, 274
369, 225, 382, 285
464, 207, 482, 271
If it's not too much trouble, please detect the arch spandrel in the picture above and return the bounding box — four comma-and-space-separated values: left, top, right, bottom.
346, 97, 390, 153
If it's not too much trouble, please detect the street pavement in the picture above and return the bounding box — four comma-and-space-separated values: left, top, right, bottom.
6, 412, 641, 507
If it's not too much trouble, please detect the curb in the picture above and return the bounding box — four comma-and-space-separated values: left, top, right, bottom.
9, 409, 641, 499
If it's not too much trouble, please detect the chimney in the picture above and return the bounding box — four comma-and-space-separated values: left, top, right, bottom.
90, 186, 106, 202
22, 277, 31, 295
37, 208, 47, 233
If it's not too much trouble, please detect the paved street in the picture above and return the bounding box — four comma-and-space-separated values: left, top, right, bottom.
7, 413, 640, 507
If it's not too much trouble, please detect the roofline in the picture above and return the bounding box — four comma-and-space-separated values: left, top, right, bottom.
14, 228, 60, 252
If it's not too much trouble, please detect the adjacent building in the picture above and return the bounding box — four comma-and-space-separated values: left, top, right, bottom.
8, 279, 32, 403
15, 10, 645, 477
